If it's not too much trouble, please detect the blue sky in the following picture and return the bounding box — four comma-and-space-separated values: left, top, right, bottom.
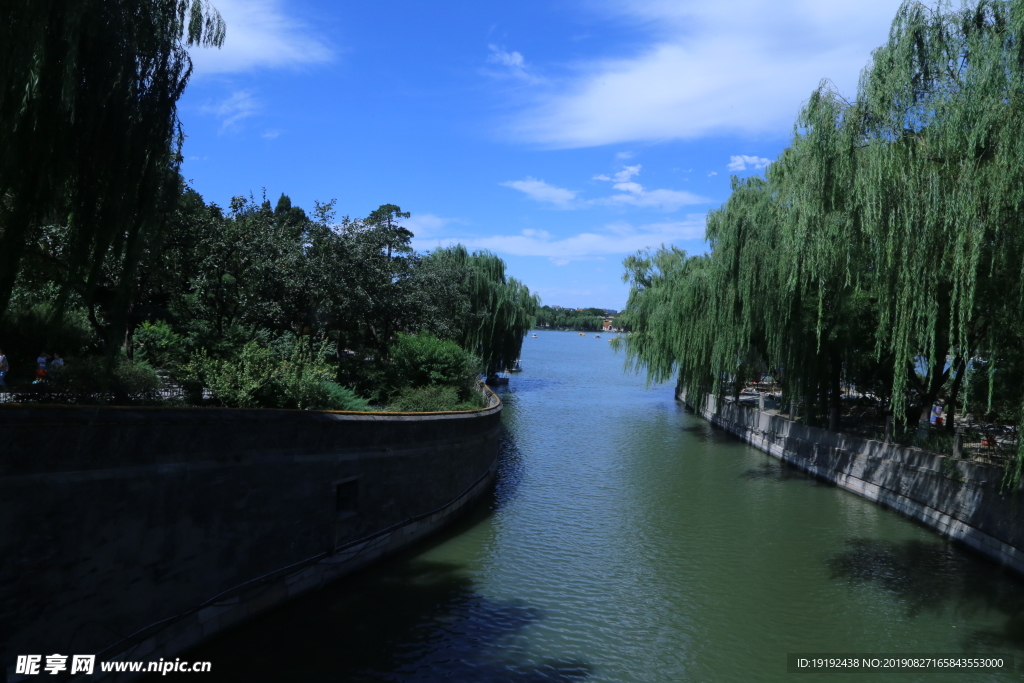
179, 0, 905, 309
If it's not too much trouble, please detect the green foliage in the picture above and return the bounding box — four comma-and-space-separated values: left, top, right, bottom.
0, 303, 96, 380
388, 385, 485, 413
272, 340, 369, 410
21, 357, 160, 405
418, 246, 539, 375
389, 333, 480, 389
619, 0, 1024, 483
134, 320, 186, 371
317, 381, 373, 412
535, 306, 607, 332
0, 0, 225, 343
184, 341, 277, 408
184, 338, 371, 411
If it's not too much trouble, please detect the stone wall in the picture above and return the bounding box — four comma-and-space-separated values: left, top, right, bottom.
1, 393, 501, 679
684, 391, 1024, 576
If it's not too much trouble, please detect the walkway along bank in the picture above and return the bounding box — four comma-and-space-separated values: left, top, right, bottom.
0, 388, 502, 678
682, 390, 1024, 576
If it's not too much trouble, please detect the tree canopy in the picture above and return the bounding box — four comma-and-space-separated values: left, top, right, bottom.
1, 0, 225, 336
618, 0, 1024, 483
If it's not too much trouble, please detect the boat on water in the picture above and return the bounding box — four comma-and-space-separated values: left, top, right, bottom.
595, 335, 601, 339
531, 333, 538, 338
486, 373, 510, 386
578, 333, 586, 336
509, 359, 523, 373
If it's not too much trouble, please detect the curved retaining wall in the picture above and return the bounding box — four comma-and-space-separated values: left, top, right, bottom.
0, 392, 501, 679
684, 391, 1024, 577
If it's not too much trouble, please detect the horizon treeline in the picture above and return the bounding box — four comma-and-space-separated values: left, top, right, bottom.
618, 0, 1024, 483
535, 306, 615, 332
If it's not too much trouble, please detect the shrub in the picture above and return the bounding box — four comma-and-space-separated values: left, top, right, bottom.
19, 356, 160, 404
271, 340, 370, 410
318, 380, 372, 411
389, 333, 480, 389
134, 320, 186, 371
185, 338, 372, 410
183, 341, 277, 408
388, 384, 485, 412
1, 303, 96, 383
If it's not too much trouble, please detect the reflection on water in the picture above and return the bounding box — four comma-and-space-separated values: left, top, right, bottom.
165, 331, 1024, 682
739, 461, 829, 484
185, 556, 592, 682
829, 538, 1024, 651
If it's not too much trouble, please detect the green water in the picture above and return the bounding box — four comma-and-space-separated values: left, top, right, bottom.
182, 331, 1024, 681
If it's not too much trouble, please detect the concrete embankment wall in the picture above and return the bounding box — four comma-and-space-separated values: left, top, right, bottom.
1, 394, 501, 678
684, 391, 1024, 576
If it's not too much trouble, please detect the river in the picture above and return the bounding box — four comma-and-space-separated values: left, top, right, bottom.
179, 330, 1024, 681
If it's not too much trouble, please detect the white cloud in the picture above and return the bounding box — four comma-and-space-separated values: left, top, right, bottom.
503, 0, 904, 147
486, 44, 539, 82
402, 213, 454, 239
727, 155, 771, 172
415, 216, 707, 261
261, 129, 280, 139
592, 165, 709, 210
599, 188, 709, 210
501, 177, 578, 208
201, 90, 259, 131
594, 164, 642, 183
707, 171, 718, 176
488, 45, 525, 69
188, 0, 332, 75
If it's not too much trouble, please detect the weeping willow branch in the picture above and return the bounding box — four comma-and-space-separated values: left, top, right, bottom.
620, 0, 1024, 485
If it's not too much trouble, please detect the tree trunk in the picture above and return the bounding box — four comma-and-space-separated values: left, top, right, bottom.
829, 347, 842, 432
943, 355, 967, 432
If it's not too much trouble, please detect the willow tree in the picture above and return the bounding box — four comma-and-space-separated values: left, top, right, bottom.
419, 246, 540, 376
0, 0, 225, 341
620, 0, 1024, 485
850, 0, 1024, 430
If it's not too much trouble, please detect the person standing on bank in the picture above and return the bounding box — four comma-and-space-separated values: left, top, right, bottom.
34, 351, 49, 384
0, 349, 8, 387
50, 352, 64, 372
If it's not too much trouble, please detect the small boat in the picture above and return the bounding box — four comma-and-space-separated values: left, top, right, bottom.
486, 373, 510, 386
509, 360, 523, 373
531, 333, 537, 338
594, 335, 601, 338
579, 333, 586, 336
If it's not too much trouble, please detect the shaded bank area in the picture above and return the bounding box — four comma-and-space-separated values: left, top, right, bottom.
1, 391, 501, 680
684, 391, 1024, 576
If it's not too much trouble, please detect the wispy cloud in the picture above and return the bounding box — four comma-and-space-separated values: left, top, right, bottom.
500, 177, 578, 208
727, 155, 771, 172
189, 0, 332, 75
201, 90, 260, 131
501, 0, 904, 147
415, 216, 707, 263
261, 129, 280, 139
486, 44, 539, 83
592, 165, 709, 210
593, 165, 642, 183
488, 45, 526, 70
403, 213, 455, 239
